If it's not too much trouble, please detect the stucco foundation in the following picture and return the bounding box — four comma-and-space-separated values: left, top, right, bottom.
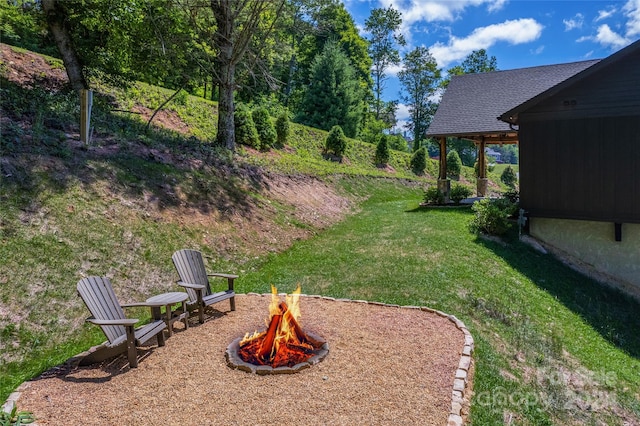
529, 217, 640, 299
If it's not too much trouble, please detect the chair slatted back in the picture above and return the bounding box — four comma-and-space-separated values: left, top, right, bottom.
172, 249, 211, 303
77, 276, 126, 344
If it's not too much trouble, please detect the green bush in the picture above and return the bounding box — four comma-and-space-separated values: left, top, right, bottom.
446, 150, 462, 179
275, 112, 290, 148
387, 134, 409, 152
500, 165, 518, 188
423, 186, 445, 205
469, 198, 512, 236
325, 125, 347, 157
503, 187, 519, 204
252, 107, 277, 150
410, 147, 427, 175
234, 103, 260, 149
374, 134, 390, 165
450, 184, 473, 204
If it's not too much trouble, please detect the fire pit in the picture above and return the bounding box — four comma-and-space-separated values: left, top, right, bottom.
226, 285, 329, 375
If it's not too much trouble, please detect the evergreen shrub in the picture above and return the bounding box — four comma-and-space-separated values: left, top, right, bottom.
410, 147, 427, 175
375, 134, 390, 165
275, 112, 290, 148
234, 104, 260, 149
325, 125, 347, 157
501, 165, 518, 188
252, 107, 276, 150
446, 150, 462, 179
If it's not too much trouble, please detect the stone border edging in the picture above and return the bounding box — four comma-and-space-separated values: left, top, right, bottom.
3, 293, 474, 426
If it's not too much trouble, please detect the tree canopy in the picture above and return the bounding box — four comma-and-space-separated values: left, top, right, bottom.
365, 6, 405, 125
398, 47, 441, 151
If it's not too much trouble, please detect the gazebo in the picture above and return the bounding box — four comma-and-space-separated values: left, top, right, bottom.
426, 59, 599, 198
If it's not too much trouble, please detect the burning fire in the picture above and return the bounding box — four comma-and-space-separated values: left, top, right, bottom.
238, 285, 325, 368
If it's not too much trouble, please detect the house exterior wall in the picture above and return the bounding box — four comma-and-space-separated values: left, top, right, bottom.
530, 217, 640, 298
516, 47, 640, 297
520, 50, 640, 121
519, 114, 640, 223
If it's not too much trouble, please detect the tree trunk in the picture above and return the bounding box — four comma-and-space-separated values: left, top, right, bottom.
41, 0, 87, 92
212, 0, 236, 151
216, 60, 236, 151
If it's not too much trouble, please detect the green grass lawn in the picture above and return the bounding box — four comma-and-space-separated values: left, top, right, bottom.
238, 181, 640, 425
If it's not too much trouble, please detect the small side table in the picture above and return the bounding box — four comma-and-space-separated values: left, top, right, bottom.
146, 292, 189, 337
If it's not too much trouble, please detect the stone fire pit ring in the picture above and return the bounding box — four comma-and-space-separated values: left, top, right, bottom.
225, 331, 329, 375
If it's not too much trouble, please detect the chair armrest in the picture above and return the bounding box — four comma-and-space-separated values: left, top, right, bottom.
121, 302, 163, 308
207, 273, 239, 280
86, 317, 138, 326
177, 281, 206, 290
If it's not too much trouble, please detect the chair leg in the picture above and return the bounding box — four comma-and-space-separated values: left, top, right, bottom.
157, 326, 166, 347
198, 299, 205, 324
125, 326, 138, 368
228, 277, 236, 311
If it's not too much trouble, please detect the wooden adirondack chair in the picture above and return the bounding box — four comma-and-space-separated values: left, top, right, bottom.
172, 249, 237, 323
77, 276, 167, 368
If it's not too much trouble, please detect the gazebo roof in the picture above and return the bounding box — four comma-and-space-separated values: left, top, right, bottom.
426, 59, 600, 143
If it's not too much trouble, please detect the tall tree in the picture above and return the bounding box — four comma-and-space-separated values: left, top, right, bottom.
209, 0, 285, 151
398, 46, 441, 150
41, 0, 87, 91
297, 1, 372, 94
297, 39, 364, 138
364, 6, 405, 122
443, 49, 498, 87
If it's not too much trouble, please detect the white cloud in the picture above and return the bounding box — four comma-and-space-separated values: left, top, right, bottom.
487, 0, 508, 13
393, 103, 410, 133
396, 103, 410, 120
563, 13, 584, 31
386, 63, 404, 77
382, 0, 508, 26
595, 8, 617, 22
578, 24, 632, 49
623, 0, 640, 37
531, 45, 545, 55
429, 18, 544, 67
576, 0, 639, 50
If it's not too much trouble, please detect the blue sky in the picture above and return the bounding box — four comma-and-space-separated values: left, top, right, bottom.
343, 0, 640, 128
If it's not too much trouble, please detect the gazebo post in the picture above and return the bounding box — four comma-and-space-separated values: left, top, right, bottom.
437, 137, 450, 202
477, 136, 488, 197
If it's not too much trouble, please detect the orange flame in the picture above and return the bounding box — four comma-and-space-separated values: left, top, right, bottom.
238, 284, 322, 367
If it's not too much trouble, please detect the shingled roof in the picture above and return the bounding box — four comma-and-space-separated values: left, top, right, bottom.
426, 59, 600, 142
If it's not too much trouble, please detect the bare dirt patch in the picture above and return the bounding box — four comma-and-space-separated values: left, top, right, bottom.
17, 295, 467, 425
1, 44, 67, 90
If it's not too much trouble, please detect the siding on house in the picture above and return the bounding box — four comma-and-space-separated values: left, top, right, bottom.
519, 115, 640, 223
503, 39, 640, 295
517, 52, 640, 122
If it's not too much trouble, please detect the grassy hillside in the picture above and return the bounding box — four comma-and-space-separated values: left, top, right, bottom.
0, 43, 433, 401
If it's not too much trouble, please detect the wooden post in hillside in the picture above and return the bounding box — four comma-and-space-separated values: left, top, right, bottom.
80, 89, 93, 144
